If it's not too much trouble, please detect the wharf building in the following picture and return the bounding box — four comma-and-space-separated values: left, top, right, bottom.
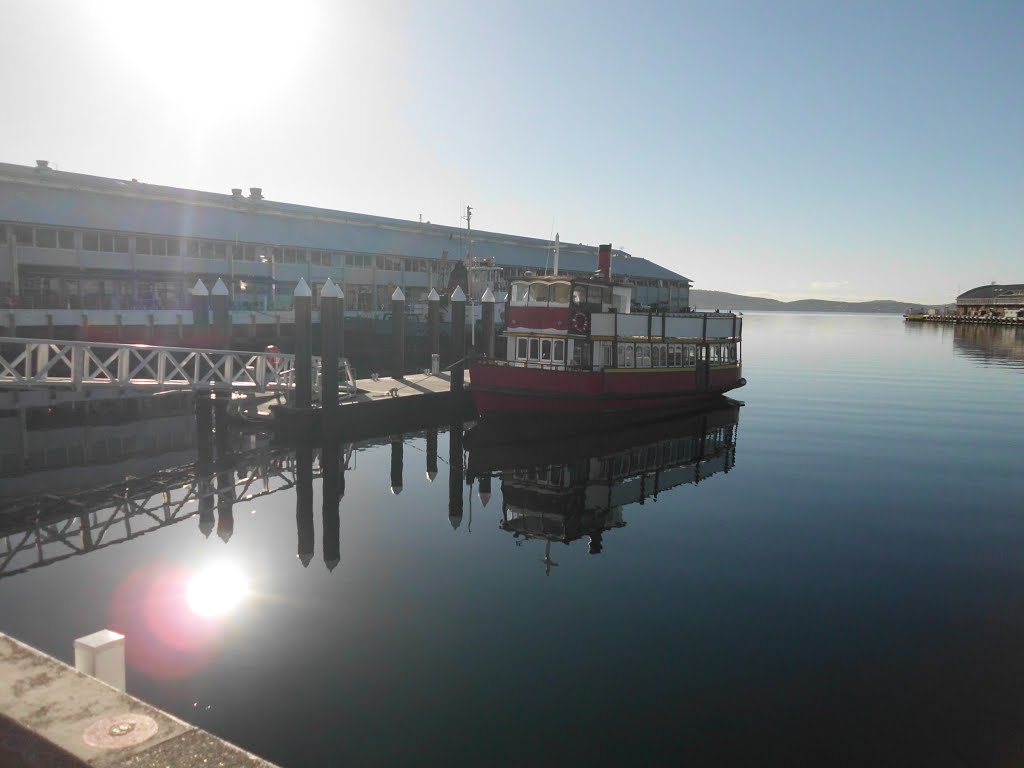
0, 161, 691, 315
955, 284, 1024, 319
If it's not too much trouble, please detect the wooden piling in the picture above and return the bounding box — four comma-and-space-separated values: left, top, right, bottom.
428, 288, 440, 369
450, 286, 466, 394
426, 428, 438, 481
320, 278, 341, 414
191, 279, 210, 339
322, 439, 342, 572
391, 286, 405, 378
448, 422, 463, 529
293, 278, 313, 410
481, 287, 495, 358
210, 278, 230, 347
296, 437, 314, 567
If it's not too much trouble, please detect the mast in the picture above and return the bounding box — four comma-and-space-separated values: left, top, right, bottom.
553, 232, 560, 276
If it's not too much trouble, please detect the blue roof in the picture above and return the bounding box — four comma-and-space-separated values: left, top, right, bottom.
0, 163, 689, 283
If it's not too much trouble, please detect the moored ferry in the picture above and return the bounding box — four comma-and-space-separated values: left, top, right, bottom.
469, 243, 745, 415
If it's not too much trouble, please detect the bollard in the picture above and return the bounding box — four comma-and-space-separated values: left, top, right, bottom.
320, 278, 341, 412
391, 286, 405, 378
390, 438, 404, 495
450, 286, 466, 394
322, 439, 342, 572
426, 428, 438, 481
74, 629, 126, 691
431, 353, 440, 374
211, 278, 230, 347
428, 288, 440, 366
191, 279, 210, 340
481, 287, 495, 358
296, 437, 314, 567
293, 278, 313, 410
448, 422, 463, 529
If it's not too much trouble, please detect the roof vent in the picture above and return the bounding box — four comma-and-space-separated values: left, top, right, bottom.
249, 187, 263, 200
35, 160, 50, 170
231, 188, 243, 199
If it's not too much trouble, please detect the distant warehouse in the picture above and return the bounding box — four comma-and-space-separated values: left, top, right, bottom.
0, 161, 691, 312
956, 284, 1024, 319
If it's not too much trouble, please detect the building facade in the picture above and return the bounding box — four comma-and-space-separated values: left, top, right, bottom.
956, 284, 1024, 318
0, 161, 691, 313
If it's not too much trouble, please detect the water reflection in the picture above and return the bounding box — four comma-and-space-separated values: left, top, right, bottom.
0, 399, 742, 581
466, 402, 740, 570
953, 324, 1024, 369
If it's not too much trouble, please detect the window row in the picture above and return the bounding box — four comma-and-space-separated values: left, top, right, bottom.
514, 336, 567, 364
606, 342, 738, 368
13, 225, 75, 249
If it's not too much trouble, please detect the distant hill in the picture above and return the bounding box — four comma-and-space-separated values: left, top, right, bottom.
690, 290, 952, 314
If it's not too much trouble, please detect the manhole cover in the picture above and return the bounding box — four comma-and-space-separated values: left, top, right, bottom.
83, 713, 159, 749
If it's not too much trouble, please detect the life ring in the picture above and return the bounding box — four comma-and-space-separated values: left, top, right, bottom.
265, 344, 282, 369
572, 312, 589, 334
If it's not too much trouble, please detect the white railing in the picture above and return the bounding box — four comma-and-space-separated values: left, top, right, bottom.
0, 337, 354, 397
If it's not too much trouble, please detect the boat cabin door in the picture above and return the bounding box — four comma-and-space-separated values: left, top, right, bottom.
697, 344, 710, 390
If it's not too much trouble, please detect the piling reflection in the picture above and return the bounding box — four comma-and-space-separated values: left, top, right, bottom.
0, 398, 741, 581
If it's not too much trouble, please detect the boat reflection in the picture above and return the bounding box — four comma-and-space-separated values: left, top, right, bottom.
466, 400, 741, 570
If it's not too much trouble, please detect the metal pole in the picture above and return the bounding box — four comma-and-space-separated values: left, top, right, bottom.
391, 286, 405, 378
293, 278, 312, 410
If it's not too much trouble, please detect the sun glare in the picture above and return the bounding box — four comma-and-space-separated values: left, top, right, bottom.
89, 0, 317, 110
186, 562, 249, 618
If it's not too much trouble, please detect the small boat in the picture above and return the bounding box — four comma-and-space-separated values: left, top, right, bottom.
469, 243, 745, 416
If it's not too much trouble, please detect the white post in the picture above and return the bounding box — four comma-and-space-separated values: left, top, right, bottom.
553, 232, 560, 276
74, 629, 126, 691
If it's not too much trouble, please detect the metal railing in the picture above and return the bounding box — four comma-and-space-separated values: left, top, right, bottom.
0, 337, 356, 397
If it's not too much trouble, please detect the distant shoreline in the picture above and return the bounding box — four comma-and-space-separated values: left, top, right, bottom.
691, 289, 952, 314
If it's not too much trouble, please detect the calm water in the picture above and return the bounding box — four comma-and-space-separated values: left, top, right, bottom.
2, 314, 1023, 767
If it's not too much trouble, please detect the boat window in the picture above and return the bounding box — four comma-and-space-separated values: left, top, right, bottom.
541, 339, 552, 361
725, 343, 738, 363
516, 337, 528, 360
551, 283, 572, 304
683, 344, 697, 366
619, 343, 634, 368
653, 344, 666, 367
572, 286, 586, 305
512, 283, 530, 304
636, 344, 651, 368
553, 340, 565, 362
589, 286, 612, 306
668, 344, 681, 366
529, 338, 540, 360
529, 283, 550, 304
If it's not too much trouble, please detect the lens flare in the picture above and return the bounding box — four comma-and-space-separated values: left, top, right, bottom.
186, 563, 249, 618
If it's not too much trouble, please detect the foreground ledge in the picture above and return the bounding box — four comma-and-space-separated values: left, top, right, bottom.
0, 632, 278, 767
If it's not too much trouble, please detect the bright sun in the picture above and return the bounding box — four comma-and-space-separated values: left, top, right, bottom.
186, 562, 249, 618
88, 0, 316, 110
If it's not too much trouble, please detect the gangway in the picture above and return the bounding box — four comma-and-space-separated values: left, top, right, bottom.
0, 337, 357, 401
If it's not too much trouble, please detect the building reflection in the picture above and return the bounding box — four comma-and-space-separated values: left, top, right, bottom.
466, 402, 741, 570
952, 324, 1024, 369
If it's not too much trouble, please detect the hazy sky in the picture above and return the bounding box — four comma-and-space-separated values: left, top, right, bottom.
1, 0, 1020, 303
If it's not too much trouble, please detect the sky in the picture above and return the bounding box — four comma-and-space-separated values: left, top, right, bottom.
1, 0, 1021, 304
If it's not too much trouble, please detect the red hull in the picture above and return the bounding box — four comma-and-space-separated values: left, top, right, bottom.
469, 363, 744, 414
